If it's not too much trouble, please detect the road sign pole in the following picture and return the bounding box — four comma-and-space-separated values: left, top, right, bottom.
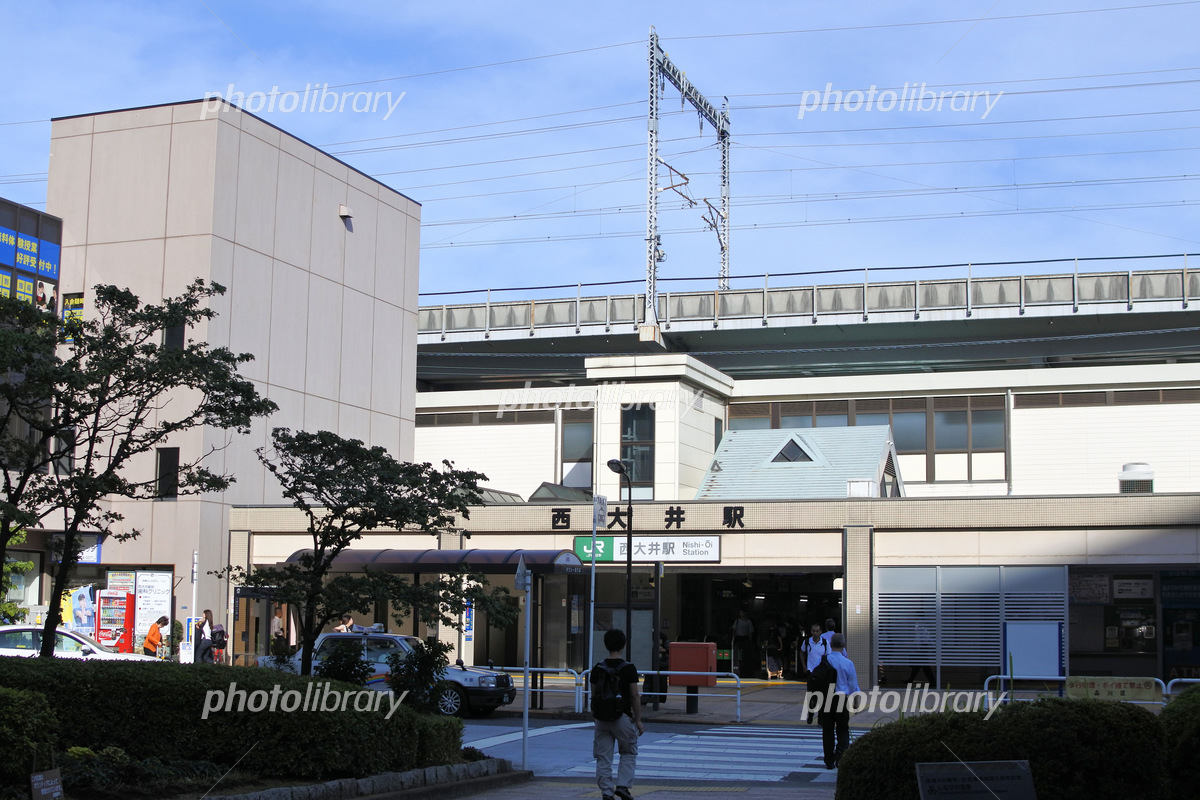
515, 555, 531, 770
587, 495, 606, 677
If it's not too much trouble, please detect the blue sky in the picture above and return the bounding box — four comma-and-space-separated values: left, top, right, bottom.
3, 1, 1198, 300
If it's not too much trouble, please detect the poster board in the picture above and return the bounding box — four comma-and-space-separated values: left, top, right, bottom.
134, 571, 173, 649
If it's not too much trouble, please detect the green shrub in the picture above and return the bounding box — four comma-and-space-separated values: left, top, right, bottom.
59, 745, 228, 797
0, 655, 461, 781
0, 685, 57, 785
314, 641, 373, 686
836, 698, 1165, 800
386, 638, 453, 713
1162, 684, 1200, 800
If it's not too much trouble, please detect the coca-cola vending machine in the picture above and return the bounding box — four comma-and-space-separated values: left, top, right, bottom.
95, 590, 135, 652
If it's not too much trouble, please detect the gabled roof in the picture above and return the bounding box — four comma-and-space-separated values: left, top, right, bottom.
696, 426, 903, 500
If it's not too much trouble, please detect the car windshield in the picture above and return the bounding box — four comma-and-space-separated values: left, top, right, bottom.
67, 630, 117, 653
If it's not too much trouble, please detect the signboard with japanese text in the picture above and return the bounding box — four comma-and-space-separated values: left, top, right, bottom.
547, 503, 749, 532
916, 761, 1036, 800
573, 535, 720, 564
0, 226, 15, 265
1065, 676, 1161, 703
134, 571, 173, 646
1113, 578, 1154, 599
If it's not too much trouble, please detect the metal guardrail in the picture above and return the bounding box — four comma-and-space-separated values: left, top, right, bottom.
983, 674, 1169, 709
418, 254, 1199, 338
497, 666, 581, 711
1166, 678, 1200, 698
580, 668, 743, 722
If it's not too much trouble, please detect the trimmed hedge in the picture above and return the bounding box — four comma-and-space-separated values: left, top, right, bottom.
1161, 684, 1200, 800
0, 656, 461, 781
835, 698, 1165, 800
0, 686, 57, 786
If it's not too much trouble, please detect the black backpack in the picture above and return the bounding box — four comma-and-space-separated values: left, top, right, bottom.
591, 660, 629, 721
211, 624, 228, 649
809, 654, 837, 694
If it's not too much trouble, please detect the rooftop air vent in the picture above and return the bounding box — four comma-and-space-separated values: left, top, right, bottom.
1118, 462, 1154, 494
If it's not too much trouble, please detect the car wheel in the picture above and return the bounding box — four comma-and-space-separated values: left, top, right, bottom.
437, 685, 468, 717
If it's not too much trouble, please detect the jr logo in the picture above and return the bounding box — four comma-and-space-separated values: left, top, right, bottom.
575, 537, 614, 562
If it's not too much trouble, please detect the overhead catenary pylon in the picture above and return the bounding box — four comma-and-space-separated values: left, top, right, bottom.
645, 27, 731, 327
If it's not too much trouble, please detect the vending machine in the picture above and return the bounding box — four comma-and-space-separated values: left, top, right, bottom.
95, 590, 135, 652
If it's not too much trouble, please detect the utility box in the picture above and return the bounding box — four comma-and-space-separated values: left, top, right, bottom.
669, 642, 716, 686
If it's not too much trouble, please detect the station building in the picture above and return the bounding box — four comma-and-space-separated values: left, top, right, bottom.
380, 259, 1200, 685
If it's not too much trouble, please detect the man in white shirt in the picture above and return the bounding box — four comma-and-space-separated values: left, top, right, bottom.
800, 622, 829, 723
821, 633, 861, 769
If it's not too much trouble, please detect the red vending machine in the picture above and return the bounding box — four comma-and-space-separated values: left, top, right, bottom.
95, 590, 135, 653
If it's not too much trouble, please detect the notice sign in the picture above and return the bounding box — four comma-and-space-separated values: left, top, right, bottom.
573, 535, 720, 563
1065, 676, 1161, 703
30, 769, 63, 799
916, 761, 1036, 799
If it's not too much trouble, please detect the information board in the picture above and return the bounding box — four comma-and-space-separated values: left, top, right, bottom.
916, 760, 1036, 799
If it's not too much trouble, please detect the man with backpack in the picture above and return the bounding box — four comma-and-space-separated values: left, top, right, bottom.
591, 628, 643, 800
800, 622, 829, 723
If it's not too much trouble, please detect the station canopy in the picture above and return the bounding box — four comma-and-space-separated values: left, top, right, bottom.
282, 548, 584, 575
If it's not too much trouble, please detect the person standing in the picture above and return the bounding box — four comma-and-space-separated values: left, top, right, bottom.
820, 633, 861, 770
270, 606, 286, 646
143, 616, 168, 658
800, 622, 829, 723
334, 613, 355, 632
195, 609, 214, 664
730, 609, 755, 677
592, 628, 643, 800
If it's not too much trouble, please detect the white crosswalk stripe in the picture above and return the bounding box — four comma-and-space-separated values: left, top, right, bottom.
566, 725, 861, 783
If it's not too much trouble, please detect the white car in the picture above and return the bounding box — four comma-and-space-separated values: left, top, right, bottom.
0, 624, 158, 661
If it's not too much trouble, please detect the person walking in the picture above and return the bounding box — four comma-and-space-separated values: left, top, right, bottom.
142, 615, 168, 658
591, 628, 643, 800
195, 609, 214, 664
730, 609, 755, 677
820, 633, 861, 770
800, 622, 829, 723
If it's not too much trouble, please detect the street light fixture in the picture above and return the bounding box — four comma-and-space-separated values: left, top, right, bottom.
607, 458, 634, 661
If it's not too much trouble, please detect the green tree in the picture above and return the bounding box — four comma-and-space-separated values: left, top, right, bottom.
235, 427, 516, 676
32, 281, 277, 657
0, 294, 73, 588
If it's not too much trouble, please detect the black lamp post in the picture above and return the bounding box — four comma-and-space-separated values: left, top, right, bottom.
607, 458, 634, 661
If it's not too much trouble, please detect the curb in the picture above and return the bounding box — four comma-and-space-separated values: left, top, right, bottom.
221, 758, 528, 800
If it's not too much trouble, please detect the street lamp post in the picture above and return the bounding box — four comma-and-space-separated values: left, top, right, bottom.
607, 458, 634, 661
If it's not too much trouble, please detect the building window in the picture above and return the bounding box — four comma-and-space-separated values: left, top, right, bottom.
560, 410, 593, 489
726, 395, 1006, 483
620, 404, 655, 500
164, 323, 185, 351
772, 439, 812, 463
156, 447, 180, 499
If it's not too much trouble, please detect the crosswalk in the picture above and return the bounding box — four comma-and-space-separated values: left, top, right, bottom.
565, 725, 860, 783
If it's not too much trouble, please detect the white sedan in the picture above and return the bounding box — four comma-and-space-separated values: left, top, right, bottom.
0, 624, 158, 661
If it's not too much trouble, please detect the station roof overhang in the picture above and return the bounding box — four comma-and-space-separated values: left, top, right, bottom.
282, 547, 584, 575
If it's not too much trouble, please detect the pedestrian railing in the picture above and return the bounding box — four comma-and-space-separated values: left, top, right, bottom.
983, 674, 1169, 709
497, 666, 581, 710
580, 669, 744, 722
1165, 678, 1200, 698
